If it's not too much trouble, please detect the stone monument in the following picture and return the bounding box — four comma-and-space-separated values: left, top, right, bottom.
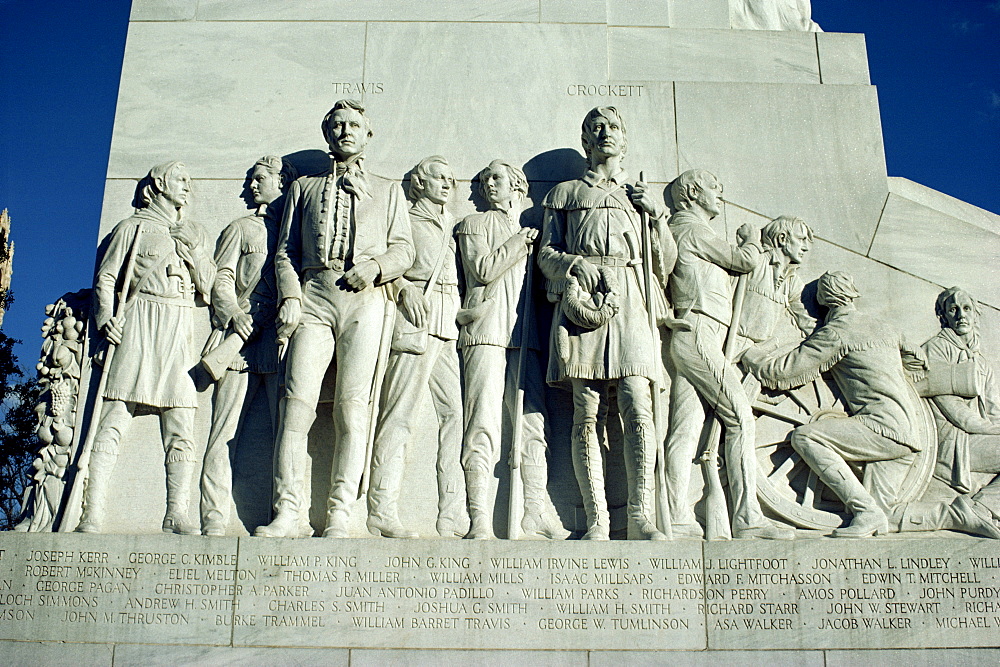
3, 0, 1000, 663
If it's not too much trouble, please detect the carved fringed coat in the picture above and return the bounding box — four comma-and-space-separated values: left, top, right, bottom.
747, 306, 924, 449
923, 328, 1000, 493
538, 170, 675, 386
94, 207, 215, 408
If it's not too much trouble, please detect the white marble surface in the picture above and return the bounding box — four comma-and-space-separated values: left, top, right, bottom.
610, 28, 821, 84
818, 33, 871, 85
869, 192, 1000, 310
670, 0, 731, 29
675, 81, 888, 255
108, 21, 366, 179
194, 0, 539, 23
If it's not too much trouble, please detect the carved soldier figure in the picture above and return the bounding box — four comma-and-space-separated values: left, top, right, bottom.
256, 100, 413, 538
665, 169, 793, 540
887, 287, 1000, 538
367, 155, 466, 539
743, 271, 928, 538
731, 0, 821, 31
458, 159, 567, 540
538, 108, 675, 541
77, 161, 215, 534
199, 155, 296, 536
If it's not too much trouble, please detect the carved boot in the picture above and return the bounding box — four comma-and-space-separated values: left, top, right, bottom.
625, 421, 666, 541
322, 508, 351, 538
162, 460, 200, 535
520, 463, 570, 540
891, 497, 1000, 539
464, 469, 493, 539
367, 463, 418, 539
75, 450, 117, 533
816, 459, 887, 538
572, 424, 610, 541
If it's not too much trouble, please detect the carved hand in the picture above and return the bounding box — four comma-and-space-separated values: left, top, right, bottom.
170, 222, 200, 249
518, 227, 539, 245
232, 312, 254, 341
398, 284, 429, 329
630, 181, 664, 219
277, 297, 301, 339
344, 259, 380, 291
737, 223, 760, 246
570, 260, 600, 293
103, 316, 125, 346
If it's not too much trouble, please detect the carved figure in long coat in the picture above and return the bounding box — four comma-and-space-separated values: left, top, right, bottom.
367, 155, 467, 539
256, 100, 413, 538
78, 161, 215, 534
458, 159, 568, 540
538, 107, 675, 540
732, 0, 822, 31
199, 155, 295, 536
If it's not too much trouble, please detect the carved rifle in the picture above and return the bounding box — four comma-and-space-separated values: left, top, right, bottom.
507, 234, 536, 540
638, 172, 673, 539
700, 272, 750, 541
60, 221, 145, 531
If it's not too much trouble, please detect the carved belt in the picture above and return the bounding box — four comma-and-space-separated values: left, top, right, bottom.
581, 256, 635, 268
409, 278, 459, 295
135, 292, 195, 308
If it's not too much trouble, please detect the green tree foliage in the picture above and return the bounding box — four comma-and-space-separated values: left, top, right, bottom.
0, 322, 41, 530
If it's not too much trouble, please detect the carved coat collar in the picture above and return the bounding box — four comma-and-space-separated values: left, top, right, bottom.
581, 167, 629, 188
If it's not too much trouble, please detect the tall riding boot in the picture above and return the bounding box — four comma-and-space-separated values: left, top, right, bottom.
366, 460, 418, 539
816, 459, 887, 538
75, 450, 117, 533
163, 460, 200, 535
625, 422, 666, 540
465, 469, 493, 539
256, 398, 314, 538
572, 424, 609, 540
521, 463, 570, 540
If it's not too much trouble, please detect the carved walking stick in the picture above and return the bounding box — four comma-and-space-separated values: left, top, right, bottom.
507, 239, 535, 540
638, 172, 673, 539
359, 290, 397, 498
700, 272, 749, 541
59, 221, 145, 531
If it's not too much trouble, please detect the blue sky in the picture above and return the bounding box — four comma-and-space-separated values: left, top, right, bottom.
0, 0, 998, 367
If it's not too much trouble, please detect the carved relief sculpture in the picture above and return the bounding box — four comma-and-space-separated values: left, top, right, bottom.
198, 156, 296, 536
15, 293, 88, 532
367, 156, 467, 539
256, 100, 413, 538
743, 271, 929, 538
76, 161, 216, 534
665, 169, 794, 540
888, 287, 1000, 538
731, 0, 822, 32
458, 160, 568, 540
538, 108, 676, 541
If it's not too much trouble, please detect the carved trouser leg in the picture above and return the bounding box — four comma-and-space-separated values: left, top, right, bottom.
571, 379, 610, 540
369, 335, 465, 538
78, 400, 135, 533
461, 344, 507, 538
665, 372, 706, 536
790, 418, 912, 537
202, 370, 252, 534
323, 291, 384, 537
671, 315, 781, 537
256, 319, 335, 538
429, 339, 467, 537
617, 376, 666, 540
